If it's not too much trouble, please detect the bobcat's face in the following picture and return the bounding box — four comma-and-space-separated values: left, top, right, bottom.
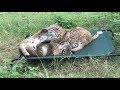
53, 42, 71, 55
39, 23, 66, 43
45, 23, 63, 40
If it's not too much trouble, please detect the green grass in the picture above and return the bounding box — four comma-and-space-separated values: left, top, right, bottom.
0, 12, 120, 78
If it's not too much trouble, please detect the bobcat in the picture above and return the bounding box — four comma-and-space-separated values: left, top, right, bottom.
41, 25, 102, 52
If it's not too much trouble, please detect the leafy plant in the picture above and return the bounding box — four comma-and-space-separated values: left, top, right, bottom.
54, 16, 77, 29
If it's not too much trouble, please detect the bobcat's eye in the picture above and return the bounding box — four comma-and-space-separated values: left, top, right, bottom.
48, 31, 55, 35
48, 31, 52, 33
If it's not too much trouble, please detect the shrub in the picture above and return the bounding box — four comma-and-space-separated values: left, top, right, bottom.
54, 16, 77, 29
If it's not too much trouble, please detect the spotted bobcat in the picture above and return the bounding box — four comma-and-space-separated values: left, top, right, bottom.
41, 24, 102, 52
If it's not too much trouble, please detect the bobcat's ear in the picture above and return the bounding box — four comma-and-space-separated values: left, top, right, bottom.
65, 42, 70, 45
54, 23, 58, 25
41, 29, 48, 33
62, 42, 70, 49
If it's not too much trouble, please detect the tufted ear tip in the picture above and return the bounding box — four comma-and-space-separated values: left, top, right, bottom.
54, 23, 58, 25
41, 28, 48, 33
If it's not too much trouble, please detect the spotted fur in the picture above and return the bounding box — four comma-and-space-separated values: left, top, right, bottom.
41, 25, 100, 52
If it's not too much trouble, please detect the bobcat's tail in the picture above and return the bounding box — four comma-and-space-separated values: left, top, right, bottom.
92, 31, 103, 40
